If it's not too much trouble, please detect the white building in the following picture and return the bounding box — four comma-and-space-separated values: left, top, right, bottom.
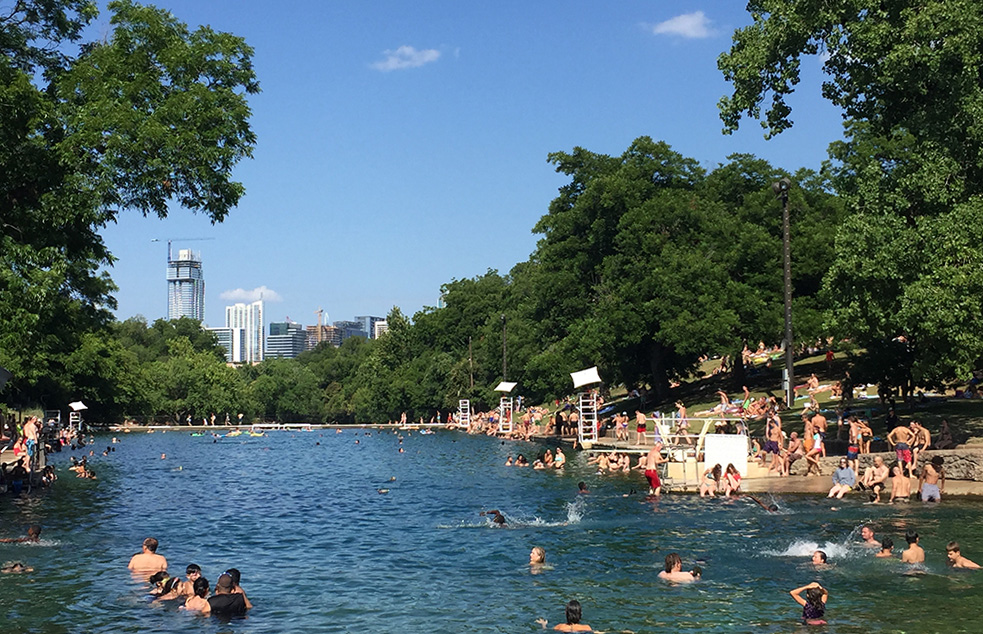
206, 327, 246, 363
225, 300, 264, 363
167, 249, 205, 321
373, 320, 388, 338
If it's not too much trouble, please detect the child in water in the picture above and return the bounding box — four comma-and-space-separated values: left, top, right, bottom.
790, 582, 828, 625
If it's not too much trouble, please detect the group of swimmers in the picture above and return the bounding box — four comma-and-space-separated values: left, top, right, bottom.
505, 446, 566, 469
127, 537, 253, 617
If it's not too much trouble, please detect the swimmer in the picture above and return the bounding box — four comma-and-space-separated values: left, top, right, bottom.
149, 571, 182, 597
182, 577, 210, 611
790, 581, 828, 626
902, 530, 925, 564
530, 547, 546, 565
0, 524, 41, 543
127, 537, 168, 573
160, 453, 166, 460
946, 542, 980, 569
225, 568, 253, 609
377, 488, 389, 494
481, 510, 506, 525
876, 537, 895, 558
577, 481, 589, 494
1, 562, 33, 573
205, 573, 247, 616
536, 599, 591, 632
658, 552, 699, 582
747, 494, 779, 512
811, 551, 828, 566
859, 525, 881, 548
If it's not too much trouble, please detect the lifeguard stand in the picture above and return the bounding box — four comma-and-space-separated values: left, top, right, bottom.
68, 400, 87, 433
458, 399, 471, 428
570, 367, 602, 445
494, 382, 517, 434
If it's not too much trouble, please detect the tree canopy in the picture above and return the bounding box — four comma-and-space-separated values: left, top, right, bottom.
0, 0, 258, 404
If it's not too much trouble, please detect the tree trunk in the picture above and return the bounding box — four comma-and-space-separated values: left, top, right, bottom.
648, 342, 671, 405
731, 345, 747, 391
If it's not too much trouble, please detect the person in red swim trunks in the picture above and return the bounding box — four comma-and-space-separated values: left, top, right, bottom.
644, 443, 665, 496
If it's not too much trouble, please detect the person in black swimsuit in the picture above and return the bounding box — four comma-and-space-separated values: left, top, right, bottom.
206, 574, 248, 616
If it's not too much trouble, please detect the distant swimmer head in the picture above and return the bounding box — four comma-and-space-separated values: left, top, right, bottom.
664, 552, 682, 572
565, 600, 583, 625
906, 530, 919, 544
812, 550, 828, 564
27, 525, 41, 540
225, 568, 242, 586
578, 481, 588, 492
530, 547, 545, 565
215, 573, 234, 593
193, 577, 209, 598
691, 565, 703, 578
143, 537, 159, 553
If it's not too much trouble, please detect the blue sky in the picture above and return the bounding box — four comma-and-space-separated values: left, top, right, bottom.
98, 2, 844, 329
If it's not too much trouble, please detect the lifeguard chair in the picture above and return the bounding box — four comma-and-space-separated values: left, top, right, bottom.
494, 382, 517, 434
570, 367, 602, 445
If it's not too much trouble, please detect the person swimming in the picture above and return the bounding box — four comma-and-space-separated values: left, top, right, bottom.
481, 510, 506, 525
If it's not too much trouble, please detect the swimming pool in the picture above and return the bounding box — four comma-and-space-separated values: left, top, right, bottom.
0, 429, 977, 633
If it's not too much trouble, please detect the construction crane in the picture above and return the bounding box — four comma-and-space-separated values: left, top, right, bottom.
151, 237, 215, 261
314, 307, 324, 344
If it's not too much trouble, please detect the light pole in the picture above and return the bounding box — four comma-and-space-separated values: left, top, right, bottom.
772, 177, 794, 408
501, 314, 507, 382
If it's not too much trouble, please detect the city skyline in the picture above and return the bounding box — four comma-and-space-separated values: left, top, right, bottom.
99, 2, 846, 328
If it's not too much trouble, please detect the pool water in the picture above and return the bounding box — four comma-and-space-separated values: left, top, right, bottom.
0, 430, 979, 633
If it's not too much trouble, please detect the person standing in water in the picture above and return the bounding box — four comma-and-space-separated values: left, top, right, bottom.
537, 599, 592, 632
790, 582, 828, 625
127, 537, 167, 573
919, 456, 945, 502
644, 443, 665, 496
902, 530, 925, 564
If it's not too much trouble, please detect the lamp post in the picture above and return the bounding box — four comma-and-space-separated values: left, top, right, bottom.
501, 314, 507, 382
771, 177, 794, 408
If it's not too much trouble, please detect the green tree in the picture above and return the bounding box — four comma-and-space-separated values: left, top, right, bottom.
0, 0, 257, 407
719, 1, 983, 391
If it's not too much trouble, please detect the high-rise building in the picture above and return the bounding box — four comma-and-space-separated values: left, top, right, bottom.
355, 315, 385, 339
206, 327, 246, 363
167, 249, 205, 321
306, 324, 341, 349
333, 320, 368, 342
373, 320, 389, 338
266, 321, 307, 359
225, 300, 264, 363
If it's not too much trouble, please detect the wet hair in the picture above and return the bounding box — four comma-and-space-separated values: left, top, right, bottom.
881, 537, 894, 551
27, 525, 41, 538
578, 481, 588, 491
149, 571, 168, 586
691, 565, 702, 578
226, 568, 241, 586
564, 600, 583, 625
530, 547, 545, 564
193, 577, 209, 598
162, 576, 181, 594
186, 563, 201, 576
814, 550, 828, 563
143, 537, 159, 553
947, 541, 961, 553
805, 587, 824, 608
906, 529, 919, 544
664, 552, 682, 572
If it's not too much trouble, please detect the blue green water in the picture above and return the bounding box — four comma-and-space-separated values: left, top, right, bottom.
0, 429, 979, 633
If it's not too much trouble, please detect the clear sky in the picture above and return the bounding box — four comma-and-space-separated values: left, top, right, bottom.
98, 1, 845, 330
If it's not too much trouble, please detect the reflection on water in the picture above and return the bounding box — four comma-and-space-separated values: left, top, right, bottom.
1, 430, 981, 633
